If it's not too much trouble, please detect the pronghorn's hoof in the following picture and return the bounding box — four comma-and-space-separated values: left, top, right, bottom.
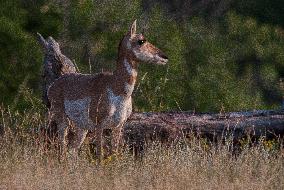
90, 159, 98, 165
102, 154, 119, 165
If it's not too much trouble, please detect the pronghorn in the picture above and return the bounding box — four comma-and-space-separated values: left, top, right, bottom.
47, 20, 168, 160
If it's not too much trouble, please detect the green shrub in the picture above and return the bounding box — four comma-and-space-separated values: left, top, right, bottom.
0, 1, 284, 112
0, 17, 42, 109
183, 13, 284, 112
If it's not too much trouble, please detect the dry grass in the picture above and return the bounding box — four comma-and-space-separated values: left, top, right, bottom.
0, 108, 283, 190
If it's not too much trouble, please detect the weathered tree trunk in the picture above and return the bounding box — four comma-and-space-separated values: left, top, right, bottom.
123, 110, 284, 151
37, 33, 78, 108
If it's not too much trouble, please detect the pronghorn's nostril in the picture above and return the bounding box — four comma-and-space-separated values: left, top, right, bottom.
159, 52, 168, 60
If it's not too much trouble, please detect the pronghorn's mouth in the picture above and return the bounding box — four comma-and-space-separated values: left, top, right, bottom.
155, 55, 168, 65
157, 59, 168, 65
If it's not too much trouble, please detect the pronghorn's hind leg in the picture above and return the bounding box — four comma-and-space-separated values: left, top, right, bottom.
69, 127, 88, 157
111, 123, 124, 156
48, 102, 69, 160
57, 118, 69, 160
63, 97, 93, 158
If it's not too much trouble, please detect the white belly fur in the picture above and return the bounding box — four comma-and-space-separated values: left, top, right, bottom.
64, 97, 93, 128
63, 89, 132, 129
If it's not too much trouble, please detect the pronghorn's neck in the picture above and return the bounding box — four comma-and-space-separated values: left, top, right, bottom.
112, 43, 138, 97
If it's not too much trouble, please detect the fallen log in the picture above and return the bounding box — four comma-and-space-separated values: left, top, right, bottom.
123, 110, 284, 151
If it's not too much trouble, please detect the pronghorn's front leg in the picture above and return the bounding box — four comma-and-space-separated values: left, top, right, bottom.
111, 123, 124, 155
94, 126, 103, 162
93, 118, 118, 162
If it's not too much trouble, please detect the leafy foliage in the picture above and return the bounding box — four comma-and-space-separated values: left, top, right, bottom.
0, 0, 284, 112
184, 13, 284, 111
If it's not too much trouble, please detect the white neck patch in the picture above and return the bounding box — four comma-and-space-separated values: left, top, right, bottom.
124, 59, 137, 77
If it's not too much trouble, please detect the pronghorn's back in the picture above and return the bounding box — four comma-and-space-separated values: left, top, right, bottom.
48, 72, 113, 101
48, 72, 115, 129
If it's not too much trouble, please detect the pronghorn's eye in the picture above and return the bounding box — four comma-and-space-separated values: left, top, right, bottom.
138, 40, 146, 45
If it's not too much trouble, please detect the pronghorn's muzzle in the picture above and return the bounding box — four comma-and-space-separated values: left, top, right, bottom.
158, 51, 168, 60
156, 50, 168, 65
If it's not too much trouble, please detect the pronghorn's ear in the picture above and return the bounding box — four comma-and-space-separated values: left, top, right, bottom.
130, 19, 137, 38
37, 32, 48, 50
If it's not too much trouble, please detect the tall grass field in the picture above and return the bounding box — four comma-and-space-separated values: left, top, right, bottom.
0, 107, 283, 190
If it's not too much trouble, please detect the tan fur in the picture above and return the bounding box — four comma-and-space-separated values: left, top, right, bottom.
47, 20, 168, 160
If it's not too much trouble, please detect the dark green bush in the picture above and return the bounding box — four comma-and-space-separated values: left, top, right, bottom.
0, 0, 283, 112
183, 13, 284, 111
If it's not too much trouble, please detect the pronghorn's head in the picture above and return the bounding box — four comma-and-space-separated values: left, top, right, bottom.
121, 20, 168, 65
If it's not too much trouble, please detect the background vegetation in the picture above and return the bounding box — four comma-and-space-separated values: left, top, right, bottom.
0, 2, 283, 188
1, 0, 284, 112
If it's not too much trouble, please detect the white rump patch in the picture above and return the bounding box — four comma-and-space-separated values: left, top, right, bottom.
64, 97, 92, 128
124, 59, 137, 77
